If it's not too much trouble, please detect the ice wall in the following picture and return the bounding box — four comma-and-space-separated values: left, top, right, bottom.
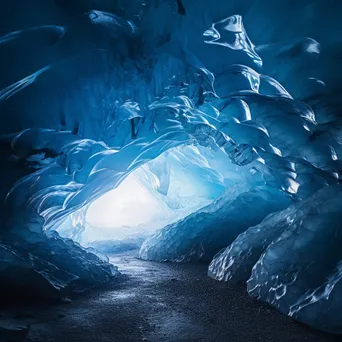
0, 0, 342, 333
140, 182, 290, 262
209, 185, 342, 334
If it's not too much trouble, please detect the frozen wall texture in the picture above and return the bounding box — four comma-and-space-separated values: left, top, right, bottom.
1, 0, 342, 333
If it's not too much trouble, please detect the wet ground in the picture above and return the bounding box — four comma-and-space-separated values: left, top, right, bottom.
1, 253, 342, 342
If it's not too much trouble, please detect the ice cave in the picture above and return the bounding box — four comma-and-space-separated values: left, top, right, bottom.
1, 0, 342, 341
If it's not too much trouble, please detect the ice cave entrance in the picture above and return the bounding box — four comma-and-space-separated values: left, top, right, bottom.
58, 144, 238, 252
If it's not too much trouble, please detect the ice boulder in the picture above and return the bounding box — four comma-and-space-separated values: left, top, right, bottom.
140, 184, 290, 262
209, 184, 342, 334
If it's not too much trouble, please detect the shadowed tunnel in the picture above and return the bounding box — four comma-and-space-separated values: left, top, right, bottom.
1, 1, 342, 341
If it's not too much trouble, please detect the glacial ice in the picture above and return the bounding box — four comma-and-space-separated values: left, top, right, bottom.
0, 0, 342, 334
0, 229, 118, 300
203, 15, 262, 67
139, 183, 290, 262
209, 185, 342, 334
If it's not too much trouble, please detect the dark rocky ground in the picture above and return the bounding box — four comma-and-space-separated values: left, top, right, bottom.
1, 253, 342, 342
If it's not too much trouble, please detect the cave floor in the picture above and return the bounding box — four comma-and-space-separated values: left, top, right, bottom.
1, 253, 342, 342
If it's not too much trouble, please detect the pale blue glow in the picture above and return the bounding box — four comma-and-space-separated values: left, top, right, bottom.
1, 2, 342, 334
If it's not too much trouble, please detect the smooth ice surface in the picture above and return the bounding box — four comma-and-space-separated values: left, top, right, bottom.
210, 185, 342, 334
139, 183, 290, 262
1, 0, 342, 333
0, 228, 118, 299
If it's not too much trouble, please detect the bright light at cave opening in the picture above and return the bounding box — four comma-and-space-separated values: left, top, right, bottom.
86, 172, 170, 234
73, 144, 238, 246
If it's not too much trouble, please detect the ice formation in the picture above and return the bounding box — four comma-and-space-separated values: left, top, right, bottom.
1, 0, 342, 334
209, 185, 342, 334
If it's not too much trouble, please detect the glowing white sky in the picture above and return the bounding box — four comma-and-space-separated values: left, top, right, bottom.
86, 172, 168, 229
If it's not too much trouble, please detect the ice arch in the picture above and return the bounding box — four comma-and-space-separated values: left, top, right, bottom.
1, 0, 342, 335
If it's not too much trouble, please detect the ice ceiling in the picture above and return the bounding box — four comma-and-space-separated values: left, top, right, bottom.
1, 0, 342, 334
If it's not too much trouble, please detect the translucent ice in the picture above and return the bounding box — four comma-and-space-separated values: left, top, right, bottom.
204, 15, 262, 67
139, 183, 290, 262
210, 185, 342, 334
1, 1, 342, 333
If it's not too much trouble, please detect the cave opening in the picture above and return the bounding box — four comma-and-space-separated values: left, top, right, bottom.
55, 142, 245, 256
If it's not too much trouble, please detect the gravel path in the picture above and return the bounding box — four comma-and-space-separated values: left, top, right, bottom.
1, 253, 341, 342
